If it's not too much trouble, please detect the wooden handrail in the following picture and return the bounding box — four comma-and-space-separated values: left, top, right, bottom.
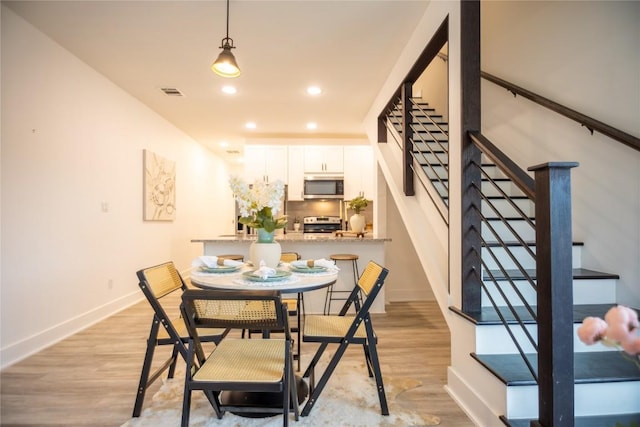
469, 131, 536, 201
482, 71, 640, 152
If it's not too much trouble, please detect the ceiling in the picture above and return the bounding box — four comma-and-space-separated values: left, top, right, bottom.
4, 0, 428, 163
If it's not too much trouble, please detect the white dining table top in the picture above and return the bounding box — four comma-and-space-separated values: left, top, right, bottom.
190, 264, 338, 293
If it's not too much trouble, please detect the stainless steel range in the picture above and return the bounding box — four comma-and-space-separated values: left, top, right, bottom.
303, 216, 342, 233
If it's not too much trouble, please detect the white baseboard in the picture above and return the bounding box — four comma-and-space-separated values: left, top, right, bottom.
446, 366, 505, 427
0, 291, 142, 370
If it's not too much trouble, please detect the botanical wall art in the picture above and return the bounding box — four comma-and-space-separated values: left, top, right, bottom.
143, 149, 176, 221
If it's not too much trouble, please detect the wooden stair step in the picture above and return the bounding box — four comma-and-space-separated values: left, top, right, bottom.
484, 268, 619, 281
449, 303, 616, 326
500, 413, 640, 427
471, 351, 640, 386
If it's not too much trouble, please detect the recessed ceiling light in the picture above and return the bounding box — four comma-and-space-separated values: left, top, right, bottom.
307, 86, 322, 96
245, 122, 256, 129
221, 85, 237, 95
219, 140, 229, 147
306, 122, 318, 130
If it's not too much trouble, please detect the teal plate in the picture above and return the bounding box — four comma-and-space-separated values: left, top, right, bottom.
200, 265, 241, 273
289, 265, 328, 273
242, 270, 292, 282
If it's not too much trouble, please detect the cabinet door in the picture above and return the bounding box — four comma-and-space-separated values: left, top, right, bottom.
287, 146, 304, 200
243, 146, 267, 182
244, 145, 288, 183
264, 146, 288, 182
303, 146, 326, 173
344, 146, 374, 200
322, 146, 344, 173
303, 146, 344, 173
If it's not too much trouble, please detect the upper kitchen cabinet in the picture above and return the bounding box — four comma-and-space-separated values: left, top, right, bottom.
287, 146, 305, 201
243, 145, 288, 183
303, 146, 343, 174
343, 145, 375, 200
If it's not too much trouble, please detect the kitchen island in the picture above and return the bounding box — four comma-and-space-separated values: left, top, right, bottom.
191, 233, 390, 313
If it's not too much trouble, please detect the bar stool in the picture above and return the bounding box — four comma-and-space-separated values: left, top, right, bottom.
325, 253, 360, 314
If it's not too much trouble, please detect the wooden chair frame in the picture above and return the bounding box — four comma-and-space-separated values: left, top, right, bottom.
180, 289, 299, 427
132, 261, 226, 417
301, 261, 389, 417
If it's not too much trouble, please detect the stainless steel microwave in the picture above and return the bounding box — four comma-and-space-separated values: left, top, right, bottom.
303, 175, 344, 199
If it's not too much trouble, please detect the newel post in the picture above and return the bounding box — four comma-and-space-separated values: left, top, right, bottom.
402, 81, 415, 196
528, 162, 578, 427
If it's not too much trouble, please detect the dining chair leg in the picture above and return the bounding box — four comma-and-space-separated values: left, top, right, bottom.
302, 342, 329, 380
301, 340, 349, 417
366, 338, 389, 415
132, 320, 161, 417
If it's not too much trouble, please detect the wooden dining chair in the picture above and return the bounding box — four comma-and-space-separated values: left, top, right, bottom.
132, 262, 227, 417
280, 252, 304, 370
180, 289, 299, 427
300, 261, 389, 417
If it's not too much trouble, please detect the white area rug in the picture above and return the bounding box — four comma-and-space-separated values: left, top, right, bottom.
122, 357, 440, 427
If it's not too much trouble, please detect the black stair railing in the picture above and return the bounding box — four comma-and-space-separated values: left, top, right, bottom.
381, 95, 450, 224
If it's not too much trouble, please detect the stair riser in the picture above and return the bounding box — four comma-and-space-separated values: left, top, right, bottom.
475, 323, 619, 354
482, 220, 536, 243
481, 198, 534, 218
424, 178, 525, 198
504, 381, 640, 418
482, 245, 582, 270
481, 278, 617, 307
413, 141, 449, 152
415, 152, 448, 164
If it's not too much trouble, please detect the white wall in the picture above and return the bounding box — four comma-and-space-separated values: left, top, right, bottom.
414, 42, 449, 122
481, 0, 640, 307
0, 7, 235, 369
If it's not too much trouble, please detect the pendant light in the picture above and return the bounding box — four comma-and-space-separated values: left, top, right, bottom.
211, 0, 241, 78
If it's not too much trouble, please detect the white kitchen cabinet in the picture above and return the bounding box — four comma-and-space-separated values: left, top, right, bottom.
287, 146, 305, 201
243, 145, 288, 183
303, 146, 343, 174
343, 145, 375, 200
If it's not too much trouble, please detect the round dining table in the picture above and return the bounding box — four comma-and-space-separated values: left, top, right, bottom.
189, 265, 338, 293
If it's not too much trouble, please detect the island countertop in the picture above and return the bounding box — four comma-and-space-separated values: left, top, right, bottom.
191, 232, 390, 244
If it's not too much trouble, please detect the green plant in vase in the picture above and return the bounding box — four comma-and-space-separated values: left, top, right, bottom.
348, 195, 369, 233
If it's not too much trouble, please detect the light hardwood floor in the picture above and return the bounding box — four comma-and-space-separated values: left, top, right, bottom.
0, 295, 474, 426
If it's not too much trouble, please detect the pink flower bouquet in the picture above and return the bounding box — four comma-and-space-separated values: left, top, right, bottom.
577, 305, 640, 368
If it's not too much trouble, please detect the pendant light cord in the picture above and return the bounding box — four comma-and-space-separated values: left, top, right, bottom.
225, 0, 230, 40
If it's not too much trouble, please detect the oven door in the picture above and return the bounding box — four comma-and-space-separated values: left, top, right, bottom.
303, 222, 342, 233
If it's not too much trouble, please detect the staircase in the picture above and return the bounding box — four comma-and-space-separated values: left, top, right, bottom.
385, 99, 640, 425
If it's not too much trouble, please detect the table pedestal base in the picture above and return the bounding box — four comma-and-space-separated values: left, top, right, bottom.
220, 376, 308, 418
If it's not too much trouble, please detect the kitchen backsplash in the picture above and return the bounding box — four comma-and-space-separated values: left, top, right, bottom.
286, 200, 374, 232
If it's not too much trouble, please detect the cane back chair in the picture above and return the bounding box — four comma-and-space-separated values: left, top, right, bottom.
132, 261, 227, 417
301, 260, 389, 417
180, 289, 299, 427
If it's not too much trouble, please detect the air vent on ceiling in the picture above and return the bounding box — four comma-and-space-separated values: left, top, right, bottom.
226, 150, 240, 154
160, 87, 184, 97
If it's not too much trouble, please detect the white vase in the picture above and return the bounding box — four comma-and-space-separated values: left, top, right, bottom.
349, 213, 366, 233
249, 229, 281, 268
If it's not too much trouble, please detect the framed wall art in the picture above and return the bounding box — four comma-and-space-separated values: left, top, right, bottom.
143, 149, 176, 221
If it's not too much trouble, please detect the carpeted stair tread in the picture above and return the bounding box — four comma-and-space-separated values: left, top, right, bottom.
471, 351, 640, 386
